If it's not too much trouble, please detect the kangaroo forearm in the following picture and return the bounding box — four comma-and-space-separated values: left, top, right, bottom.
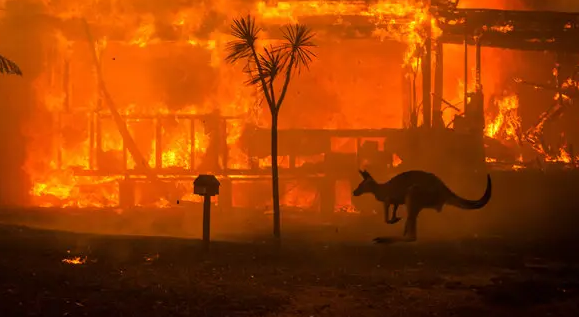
383, 202, 390, 222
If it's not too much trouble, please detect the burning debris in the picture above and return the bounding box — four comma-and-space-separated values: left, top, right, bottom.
485, 94, 521, 141
62, 256, 87, 265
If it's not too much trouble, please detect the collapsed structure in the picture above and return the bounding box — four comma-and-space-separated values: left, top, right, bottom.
5, 0, 578, 211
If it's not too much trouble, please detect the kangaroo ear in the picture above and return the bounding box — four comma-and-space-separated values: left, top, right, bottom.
358, 170, 365, 178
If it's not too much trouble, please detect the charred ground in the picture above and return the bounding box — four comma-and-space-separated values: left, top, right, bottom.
1, 212, 579, 317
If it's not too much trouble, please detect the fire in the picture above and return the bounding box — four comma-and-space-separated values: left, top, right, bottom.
485, 94, 521, 140
487, 24, 514, 33
256, 1, 441, 70
130, 15, 157, 48
26, 0, 261, 207
62, 256, 87, 265
545, 145, 578, 165
368, 1, 442, 70
15, 0, 578, 211
28, 0, 443, 208
392, 153, 403, 167
482, 93, 579, 166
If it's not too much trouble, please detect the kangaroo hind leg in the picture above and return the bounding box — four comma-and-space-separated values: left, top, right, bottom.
402, 187, 421, 242
386, 203, 402, 224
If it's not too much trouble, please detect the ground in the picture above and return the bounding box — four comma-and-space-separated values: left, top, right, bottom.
0, 219, 578, 317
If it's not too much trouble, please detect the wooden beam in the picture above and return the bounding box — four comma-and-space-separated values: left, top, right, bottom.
155, 117, 162, 169
439, 32, 579, 52
89, 112, 95, 170
95, 114, 102, 169
433, 40, 444, 128
422, 19, 433, 129
189, 118, 196, 171
464, 30, 468, 109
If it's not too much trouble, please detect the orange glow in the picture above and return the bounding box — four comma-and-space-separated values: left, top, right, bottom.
18, 0, 577, 211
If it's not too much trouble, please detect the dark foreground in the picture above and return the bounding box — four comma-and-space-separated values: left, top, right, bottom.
1, 225, 579, 317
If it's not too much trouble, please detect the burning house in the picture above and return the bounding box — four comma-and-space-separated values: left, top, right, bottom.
1, 0, 578, 213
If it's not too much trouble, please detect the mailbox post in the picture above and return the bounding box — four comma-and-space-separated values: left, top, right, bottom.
193, 174, 220, 249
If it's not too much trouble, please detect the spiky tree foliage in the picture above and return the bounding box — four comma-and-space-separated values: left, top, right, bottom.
225, 15, 315, 243
0, 54, 22, 76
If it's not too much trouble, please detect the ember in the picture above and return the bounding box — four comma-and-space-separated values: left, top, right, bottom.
62, 256, 87, 265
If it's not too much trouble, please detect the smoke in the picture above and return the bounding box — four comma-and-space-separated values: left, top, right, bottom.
458, 0, 527, 10
523, 0, 579, 11
459, 0, 579, 11
0, 0, 49, 206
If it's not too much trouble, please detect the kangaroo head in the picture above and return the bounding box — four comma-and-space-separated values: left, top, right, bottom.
353, 169, 377, 196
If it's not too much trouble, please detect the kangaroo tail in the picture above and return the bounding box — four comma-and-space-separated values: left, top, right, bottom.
447, 174, 492, 210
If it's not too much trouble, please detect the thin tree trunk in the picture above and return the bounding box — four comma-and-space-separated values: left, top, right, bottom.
271, 111, 281, 244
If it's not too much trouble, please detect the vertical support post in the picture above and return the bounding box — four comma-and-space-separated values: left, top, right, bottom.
570, 144, 576, 167
119, 179, 135, 208
95, 114, 102, 169
355, 138, 362, 166
202, 195, 211, 250
55, 58, 70, 171
246, 126, 258, 171
123, 134, 128, 171
89, 112, 95, 170
321, 177, 335, 217
219, 177, 232, 212
473, 36, 486, 171
433, 40, 444, 128
475, 37, 482, 93
190, 118, 196, 171
63, 59, 70, 112
402, 70, 412, 128
55, 112, 62, 169
421, 20, 432, 129
464, 27, 469, 108
221, 118, 228, 171
155, 117, 162, 170
474, 38, 485, 129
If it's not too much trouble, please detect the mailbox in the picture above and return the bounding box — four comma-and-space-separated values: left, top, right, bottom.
193, 174, 220, 196
192, 174, 220, 250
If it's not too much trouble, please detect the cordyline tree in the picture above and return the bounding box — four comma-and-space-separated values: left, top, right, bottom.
225, 15, 315, 242
0, 54, 22, 76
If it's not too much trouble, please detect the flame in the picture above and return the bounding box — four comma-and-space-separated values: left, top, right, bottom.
482, 93, 578, 166
545, 145, 578, 165
485, 94, 521, 140
20, 0, 578, 211
392, 153, 403, 167
257, 1, 441, 71
487, 24, 514, 33
129, 15, 157, 48
62, 256, 87, 265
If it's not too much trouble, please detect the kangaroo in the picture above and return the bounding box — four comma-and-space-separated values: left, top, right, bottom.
353, 170, 492, 243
